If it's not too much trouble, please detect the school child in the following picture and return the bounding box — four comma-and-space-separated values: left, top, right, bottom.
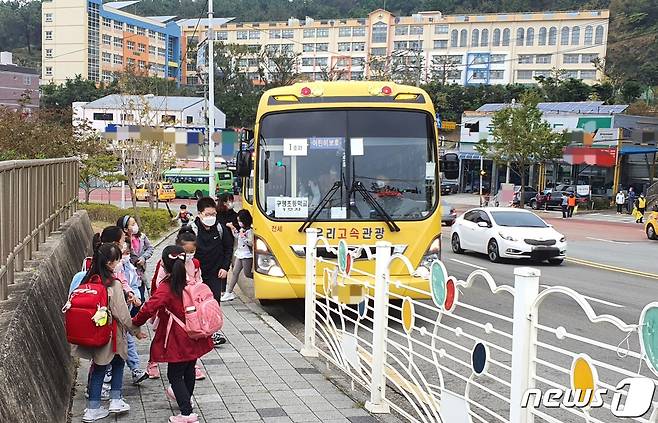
172, 204, 193, 227
222, 209, 254, 302
117, 214, 154, 301
132, 246, 214, 423
68, 243, 145, 422
145, 228, 206, 381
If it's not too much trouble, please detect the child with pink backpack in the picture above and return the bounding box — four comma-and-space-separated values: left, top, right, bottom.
132, 245, 221, 423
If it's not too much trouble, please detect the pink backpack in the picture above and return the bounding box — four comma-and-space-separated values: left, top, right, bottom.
164, 280, 223, 347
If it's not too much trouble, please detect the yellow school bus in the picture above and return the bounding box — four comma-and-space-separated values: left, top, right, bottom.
236, 81, 441, 302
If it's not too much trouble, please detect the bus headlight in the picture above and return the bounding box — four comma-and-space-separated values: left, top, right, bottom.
255, 237, 285, 277
414, 236, 441, 278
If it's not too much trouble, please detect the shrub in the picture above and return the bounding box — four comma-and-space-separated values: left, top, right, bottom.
79, 203, 176, 240
591, 197, 613, 210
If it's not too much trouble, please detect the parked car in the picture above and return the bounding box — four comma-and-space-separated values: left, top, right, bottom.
450, 207, 567, 264
441, 182, 458, 195
441, 199, 457, 226
646, 209, 658, 240
513, 186, 538, 205
531, 188, 588, 210
134, 181, 176, 202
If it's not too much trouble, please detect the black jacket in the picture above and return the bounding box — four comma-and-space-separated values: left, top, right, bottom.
217, 208, 238, 228
191, 217, 233, 280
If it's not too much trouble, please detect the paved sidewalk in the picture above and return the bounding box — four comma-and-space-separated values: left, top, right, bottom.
70, 234, 380, 423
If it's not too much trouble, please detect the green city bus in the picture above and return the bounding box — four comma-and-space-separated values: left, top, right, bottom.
163, 168, 234, 199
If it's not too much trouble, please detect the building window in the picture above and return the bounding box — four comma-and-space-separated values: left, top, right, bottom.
148, 29, 156, 39
269, 29, 281, 39
490, 70, 504, 79
281, 44, 294, 53
158, 33, 166, 42
93, 112, 113, 121
394, 41, 408, 51
410, 25, 423, 35
595, 25, 604, 45
517, 70, 533, 80
45, 48, 53, 58
538, 27, 547, 45
138, 60, 146, 69
315, 43, 328, 52
102, 52, 111, 63
114, 21, 123, 30
113, 37, 122, 48
502, 28, 510, 46
580, 70, 596, 79
45, 66, 53, 76
435, 24, 448, 34
149, 45, 156, 55
102, 34, 111, 45
459, 29, 467, 47
353, 26, 365, 37
352, 57, 365, 67
161, 115, 176, 124
564, 70, 578, 78
352, 42, 365, 51
338, 42, 351, 52
45, 31, 53, 40
339, 27, 352, 37
316, 28, 329, 38
138, 43, 146, 53
126, 24, 135, 33
186, 116, 194, 124
448, 70, 461, 80
481, 29, 489, 46
127, 41, 135, 50
120, 113, 133, 121
303, 43, 314, 52
316, 57, 328, 66
282, 29, 294, 39
434, 40, 448, 49
45, 13, 53, 22
301, 57, 313, 66
490, 54, 505, 63
237, 31, 248, 40
581, 53, 598, 63
158, 48, 166, 57
450, 29, 458, 47
492, 28, 500, 46
265, 44, 279, 54
563, 54, 579, 64
571, 26, 580, 45
526, 28, 534, 46
548, 27, 557, 45
471, 29, 479, 47
372, 22, 387, 43
102, 17, 111, 28
186, 76, 198, 85
370, 47, 386, 56
216, 31, 227, 41
249, 30, 259, 39
113, 54, 122, 64
303, 28, 315, 38
534, 70, 550, 78
536, 54, 551, 64
516, 28, 524, 46
351, 71, 363, 80
561, 26, 570, 45
395, 25, 408, 36
518, 54, 533, 64
137, 27, 145, 36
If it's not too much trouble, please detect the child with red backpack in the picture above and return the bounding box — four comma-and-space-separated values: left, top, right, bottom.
65, 243, 146, 422
132, 245, 219, 423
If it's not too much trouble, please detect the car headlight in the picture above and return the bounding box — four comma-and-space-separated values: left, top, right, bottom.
255, 237, 285, 277
559, 236, 566, 242
414, 236, 441, 277
498, 232, 517, 241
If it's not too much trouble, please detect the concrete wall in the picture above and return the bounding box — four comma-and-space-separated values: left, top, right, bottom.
0, 211, 93, 422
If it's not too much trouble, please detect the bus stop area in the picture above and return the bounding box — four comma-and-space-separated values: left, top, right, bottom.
69, 233, 388, 423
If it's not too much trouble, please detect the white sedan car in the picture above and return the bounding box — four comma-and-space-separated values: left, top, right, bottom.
450, 207, 567, 264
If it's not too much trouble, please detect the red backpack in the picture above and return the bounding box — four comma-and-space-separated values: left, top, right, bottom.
63, 274, 116, 350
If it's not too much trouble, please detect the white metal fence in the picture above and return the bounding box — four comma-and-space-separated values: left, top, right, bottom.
301, 229, 658, 423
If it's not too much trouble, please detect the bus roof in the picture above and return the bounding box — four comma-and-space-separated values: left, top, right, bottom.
257, 81, 435, 120
164, 168, 232, 176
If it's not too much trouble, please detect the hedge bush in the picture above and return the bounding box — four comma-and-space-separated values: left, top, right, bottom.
79, 203, 176, 240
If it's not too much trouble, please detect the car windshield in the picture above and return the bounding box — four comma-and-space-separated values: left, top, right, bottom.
257, 109, 438, 221
490, 211, 548, 228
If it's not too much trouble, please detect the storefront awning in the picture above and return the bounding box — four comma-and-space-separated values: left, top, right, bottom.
620, 145, 658, 155
563, 147, 617, 167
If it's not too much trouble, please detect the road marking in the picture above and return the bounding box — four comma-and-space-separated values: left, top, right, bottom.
566, 257, 658, 280
539, 284, 623, 308
586, 237, 631, 245
449, 258, 487, 270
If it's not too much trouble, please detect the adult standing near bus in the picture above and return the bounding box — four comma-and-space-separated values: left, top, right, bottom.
627, 187, 636, 214
615, 190, 625, 214
567, 193, 577, 218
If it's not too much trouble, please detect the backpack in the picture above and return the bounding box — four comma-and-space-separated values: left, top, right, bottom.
62, 274, 116, 350
164, 279, 223, 348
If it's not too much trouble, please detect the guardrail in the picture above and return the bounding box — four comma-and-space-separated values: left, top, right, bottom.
0, 158, 79, 300
302, 229, 658, 423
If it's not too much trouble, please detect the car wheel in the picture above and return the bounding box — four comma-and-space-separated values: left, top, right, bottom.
451, 233, 463, 254
487, 239, 501, 263
194, 190, 203, 200
530, 200, 537, 210
548, 258, 564, 265
647, 224, 657, 240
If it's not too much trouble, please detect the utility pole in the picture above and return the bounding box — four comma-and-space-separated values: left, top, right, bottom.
207, 1, 216, 197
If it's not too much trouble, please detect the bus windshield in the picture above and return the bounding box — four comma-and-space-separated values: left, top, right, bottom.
257, 109, 438, 221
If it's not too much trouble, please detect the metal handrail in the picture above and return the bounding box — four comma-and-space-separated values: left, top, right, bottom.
0, 158, 79, 300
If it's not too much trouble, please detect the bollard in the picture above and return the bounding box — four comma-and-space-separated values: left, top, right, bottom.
300, 228, 319, 358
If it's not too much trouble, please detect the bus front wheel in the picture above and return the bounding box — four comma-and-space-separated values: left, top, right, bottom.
194, 190, 203, 199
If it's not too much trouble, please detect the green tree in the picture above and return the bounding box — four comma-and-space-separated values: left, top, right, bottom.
480, 93, 569, 207
79, 153, 120, 204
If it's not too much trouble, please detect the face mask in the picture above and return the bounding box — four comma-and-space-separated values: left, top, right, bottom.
238, 221, 244, 228
131, 224, 139, 233
185, 253, 195, 262
201, 216, 216, 227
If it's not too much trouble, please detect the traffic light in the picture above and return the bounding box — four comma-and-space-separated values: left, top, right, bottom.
441, 153, 459, 180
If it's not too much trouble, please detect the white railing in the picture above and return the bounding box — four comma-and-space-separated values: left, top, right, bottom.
301, 229, 658, 423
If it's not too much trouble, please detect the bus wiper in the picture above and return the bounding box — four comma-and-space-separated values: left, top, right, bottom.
350, 180, 400, 232
298, 181, 342, 233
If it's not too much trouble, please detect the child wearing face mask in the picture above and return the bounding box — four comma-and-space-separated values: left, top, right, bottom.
117, 215, 154, 305
222, 209, 254, 302
145, 228, 206, 381
216, 193, 239, 228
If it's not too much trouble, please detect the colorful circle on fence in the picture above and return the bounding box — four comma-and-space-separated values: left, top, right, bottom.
430, 260, 448, 309
344, 252, 353, 276
357, 299, 368, 319
445, 277, 457, 311
338, 240, 348, 273
570, 354, 597, 406
401, 297, 415, 334
639, 303, 658, 377
471, 342, 488, 375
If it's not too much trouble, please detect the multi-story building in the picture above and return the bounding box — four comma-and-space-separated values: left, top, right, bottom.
182, 8, 609, 86
0, 52, 39, 111
42, 0, 182, 84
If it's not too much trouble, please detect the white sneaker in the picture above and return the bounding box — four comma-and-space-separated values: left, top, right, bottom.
221, 291, 236, 301
84, 387, 110, 400
82, 407, 110, 422
132, 368, 148, 385
108, 398, 130, 414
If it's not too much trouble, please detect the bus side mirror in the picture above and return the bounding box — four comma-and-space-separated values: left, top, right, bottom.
235, 150, 251, 178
